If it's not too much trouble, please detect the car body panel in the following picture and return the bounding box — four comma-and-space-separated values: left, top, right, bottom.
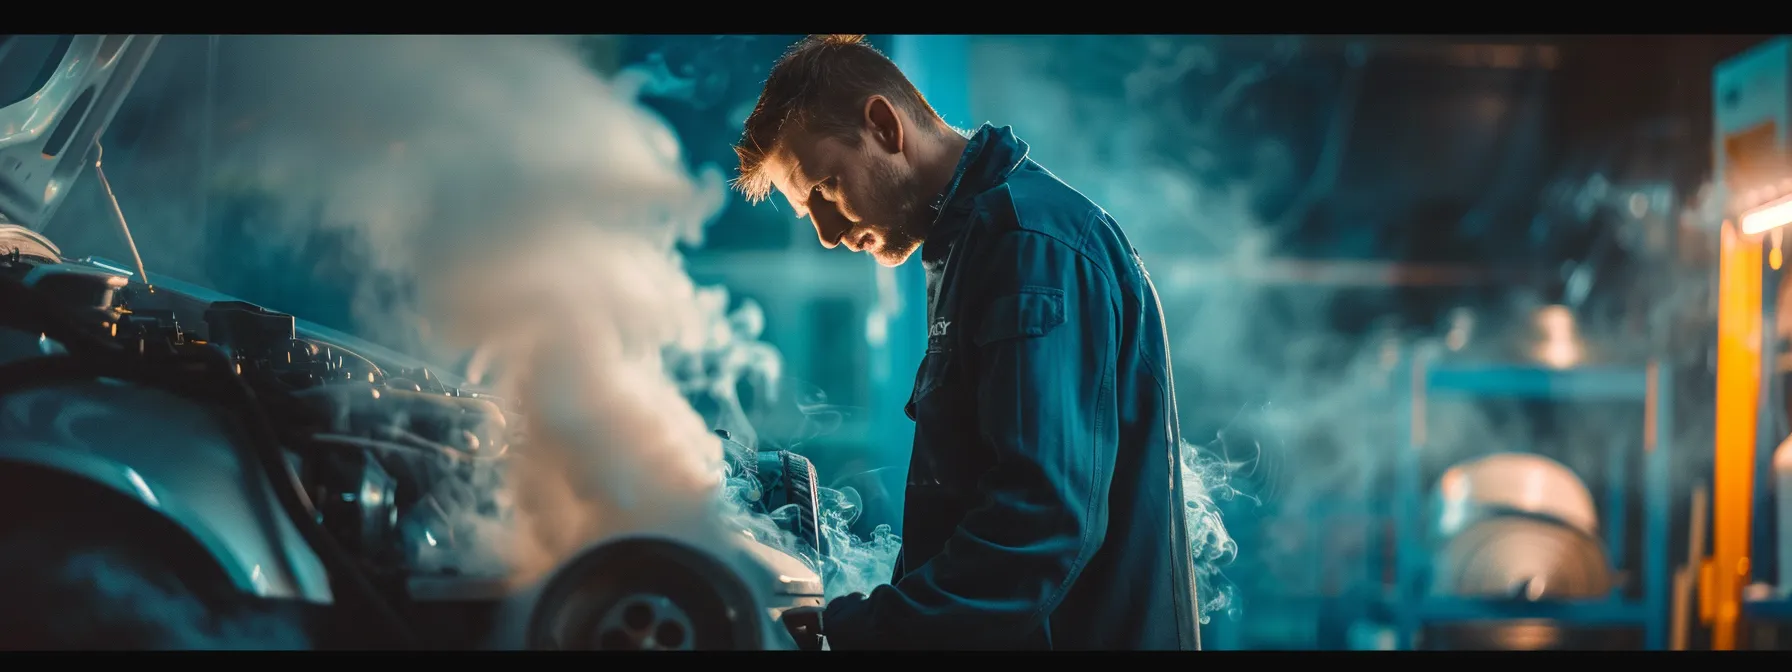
0, 379, 334, 603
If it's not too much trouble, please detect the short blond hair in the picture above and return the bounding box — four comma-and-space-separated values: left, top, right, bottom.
732, 35, 941, 204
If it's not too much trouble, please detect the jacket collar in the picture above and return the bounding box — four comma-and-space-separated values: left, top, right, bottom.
921, 124, 1030, 262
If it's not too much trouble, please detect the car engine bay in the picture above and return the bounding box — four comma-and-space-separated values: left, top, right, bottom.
0, 221, 830, 649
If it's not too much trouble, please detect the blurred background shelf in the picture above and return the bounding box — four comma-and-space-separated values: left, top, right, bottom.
1409, 596, 1656, 625
1744, 598, 1792, 622
1389, 360, 1672, 650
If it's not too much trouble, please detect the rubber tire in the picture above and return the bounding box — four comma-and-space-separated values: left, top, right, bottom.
526, 537, 762, 651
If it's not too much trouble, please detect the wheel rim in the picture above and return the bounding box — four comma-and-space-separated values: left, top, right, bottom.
592, 593, 696, 651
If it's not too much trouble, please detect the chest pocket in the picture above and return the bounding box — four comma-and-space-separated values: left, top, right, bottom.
975, 287, 1066, 345
904, 287, 1068, 422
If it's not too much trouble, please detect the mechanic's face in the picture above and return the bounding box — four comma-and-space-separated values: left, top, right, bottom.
768, 98, 931, 267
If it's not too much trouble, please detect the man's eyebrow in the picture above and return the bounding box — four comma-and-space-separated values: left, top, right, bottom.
777, 160, 817, 216
781, 160, 809, 193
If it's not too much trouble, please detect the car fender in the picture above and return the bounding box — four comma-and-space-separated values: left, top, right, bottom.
0, 379, 333, 603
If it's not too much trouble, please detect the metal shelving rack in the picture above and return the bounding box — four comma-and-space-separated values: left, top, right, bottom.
1389, 359, 1673, 650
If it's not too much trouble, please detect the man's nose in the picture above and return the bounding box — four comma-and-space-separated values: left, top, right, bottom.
811, 206, 850, 249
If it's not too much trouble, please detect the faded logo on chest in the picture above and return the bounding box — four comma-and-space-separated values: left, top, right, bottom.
927, 318, 953, 353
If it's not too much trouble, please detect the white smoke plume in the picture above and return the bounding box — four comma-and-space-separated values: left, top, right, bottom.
191, 35, 898, 601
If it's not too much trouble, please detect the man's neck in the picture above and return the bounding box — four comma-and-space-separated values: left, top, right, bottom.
916, 126, 971, 204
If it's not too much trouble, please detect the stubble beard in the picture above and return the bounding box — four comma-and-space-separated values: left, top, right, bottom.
866, 160, 931, 267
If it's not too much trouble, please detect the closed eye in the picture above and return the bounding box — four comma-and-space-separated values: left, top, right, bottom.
812, 177, 839, 201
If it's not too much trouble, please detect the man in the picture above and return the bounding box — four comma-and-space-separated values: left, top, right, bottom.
733, 34, 1200, 651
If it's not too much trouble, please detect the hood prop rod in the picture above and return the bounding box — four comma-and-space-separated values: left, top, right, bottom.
92, 142, 152, 293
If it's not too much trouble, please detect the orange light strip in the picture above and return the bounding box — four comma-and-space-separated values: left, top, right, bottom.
1712, 220, 1764, 650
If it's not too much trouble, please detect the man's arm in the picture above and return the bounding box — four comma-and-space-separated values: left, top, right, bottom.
823, 227, 1121, 649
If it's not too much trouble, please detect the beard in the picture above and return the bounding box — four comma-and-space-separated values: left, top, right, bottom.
863, 158, 932, 266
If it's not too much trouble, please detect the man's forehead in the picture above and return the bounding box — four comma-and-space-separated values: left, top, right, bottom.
766, 150, 807, 194
766, 134, 833, 200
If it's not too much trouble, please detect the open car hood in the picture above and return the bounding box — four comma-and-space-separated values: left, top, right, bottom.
2, 36, 475, 390
0, 35, 158, 231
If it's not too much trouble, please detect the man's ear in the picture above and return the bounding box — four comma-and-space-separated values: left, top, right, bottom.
863, 95, 903, 155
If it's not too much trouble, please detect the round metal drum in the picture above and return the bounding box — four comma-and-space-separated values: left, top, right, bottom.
1433, 453, 1599, 540
1430, 516, 1613, 600
1424, 516, 1618, 651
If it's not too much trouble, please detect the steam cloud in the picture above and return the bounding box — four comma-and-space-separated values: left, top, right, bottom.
179, 35, 901, 622
974, 35, 1269, 623
62, 34, 1726, 648
4, 31, 1738, 653
970, 34, 1544, 622
971, 35, 1721, 633
191, 34, 1235, 629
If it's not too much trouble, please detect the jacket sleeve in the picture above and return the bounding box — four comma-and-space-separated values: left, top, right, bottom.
823, 228, 1121, 649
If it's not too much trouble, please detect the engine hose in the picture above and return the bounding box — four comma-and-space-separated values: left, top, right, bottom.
0, 353, 422, 650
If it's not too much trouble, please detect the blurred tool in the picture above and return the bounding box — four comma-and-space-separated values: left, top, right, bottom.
1529, 305, 1584, 370
1670, 481, 1707, 650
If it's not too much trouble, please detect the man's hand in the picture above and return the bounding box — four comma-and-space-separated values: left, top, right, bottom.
781, 605, 825, 650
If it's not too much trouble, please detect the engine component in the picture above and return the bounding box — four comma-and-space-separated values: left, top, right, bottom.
385, 366, 449, 394
200, 301, 387, 389
23, 265, 123, 313
0, 224, 62, 264
716, 431, 827, 563
527, 536, 764, 650
757, 450, 825, 563
294, 383, 510, 459
203, 300, 296, 356
4, 264, 130, 346
310, 444, 401, 558
311, 444, 403, 559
